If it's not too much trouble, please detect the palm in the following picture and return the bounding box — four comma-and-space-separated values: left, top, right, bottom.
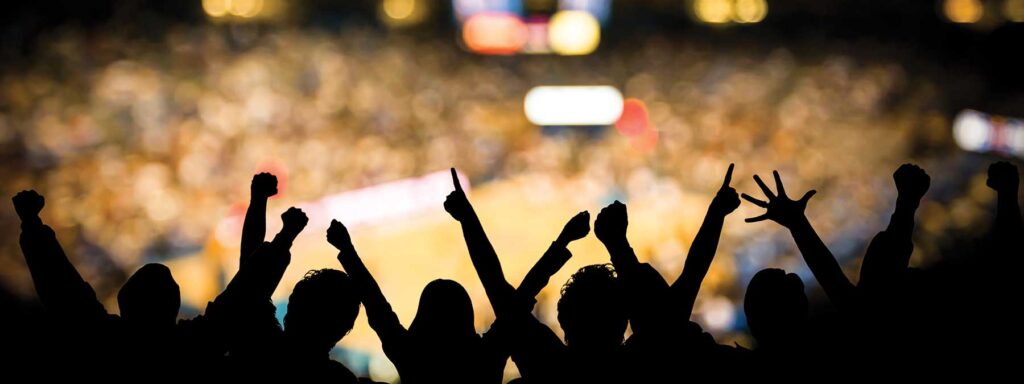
742, 171, 816, 229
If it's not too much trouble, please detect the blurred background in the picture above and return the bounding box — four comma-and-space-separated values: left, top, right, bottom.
2, 0, 1023, 381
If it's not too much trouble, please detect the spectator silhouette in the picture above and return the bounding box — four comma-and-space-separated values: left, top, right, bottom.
327, 216, 506, 384
12, 190, 217, 379
209, 173, 364, 382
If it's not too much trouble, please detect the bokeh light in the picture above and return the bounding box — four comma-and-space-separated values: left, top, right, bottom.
381, 0, 428, 27
615, 98, 651, 137
1005, 0, 1024, 22
695, 0, 734, 24
462, 13, 528, 55
548, 10, 601, 55
733, 0, 768, 24
524, 86, 624, 126
202, 0, 229, 17
228, 0, 263, 18
943, 0, 984, 23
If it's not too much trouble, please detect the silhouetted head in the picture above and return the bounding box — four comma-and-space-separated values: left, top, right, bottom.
744, 268, 808, 348
409, 279, 476, 340
118, 263, 180, 328
284, 269, 360, 353
557, 264, 627, 350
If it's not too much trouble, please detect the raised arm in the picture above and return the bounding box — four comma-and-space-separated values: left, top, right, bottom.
987, 161, 1022, 247
13, 190, 108, 321
517, 211, 589, 299
594, 200, 673, 335
742, 171, 858, 311
327, 219, 406, 344
671, 164, 740, 320
241, 173, 278, 268
594, 201, 641, 271
444, 168, 519, 318
222, 207, 307, 302
859, 164, 929, 291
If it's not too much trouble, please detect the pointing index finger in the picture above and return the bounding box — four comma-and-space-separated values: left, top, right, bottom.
451, 168, 463, 193
722, 163, 734, 189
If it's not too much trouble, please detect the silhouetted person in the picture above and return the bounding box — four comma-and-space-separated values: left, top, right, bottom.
211, 179, 365, 382
742, 171, 859, 312
741, 268, 809, 374
12, 190, 217, 379
327, 217, 506, 384
444, 168, 627, 383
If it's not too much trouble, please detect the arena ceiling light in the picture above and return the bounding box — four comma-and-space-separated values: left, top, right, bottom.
462, 13, 529, 55
953, 109, 1024, 158
524, 86, 624, 126
548, 10, 601, 55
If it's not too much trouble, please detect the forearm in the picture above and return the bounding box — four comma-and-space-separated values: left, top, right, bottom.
995, 191, 1023, 236
335, 244, 405, 337
335, 245, 390, 314
788, 218, 857, 310
602, 237, 640, 272
459, 215, 516, 314
886, 197, 920, 240
240, 196, 269, 264
20, 221, 105, 318
673, 211, 726, 319
517, 241, 571, 299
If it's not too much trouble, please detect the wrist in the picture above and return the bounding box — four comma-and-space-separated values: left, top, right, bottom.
20, 215, 43, 229
895, 196, 921, 209
784, 215, 812, 231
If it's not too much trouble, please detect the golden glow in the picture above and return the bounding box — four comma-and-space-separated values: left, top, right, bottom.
383, 0, 416, 20
1005, 0, 1024, 22
202, 0, 229, 17
548, 11, 601, 56
943, 0, 984, 23
380, 0, 428, 28
228, 0, 263, 18
694, 0, 733, 24
204, 0, 264, 19
733, 0, 768, 23
462, 13, 528, 55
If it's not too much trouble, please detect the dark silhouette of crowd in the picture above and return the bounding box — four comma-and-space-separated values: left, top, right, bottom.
10, 159, 1022, 382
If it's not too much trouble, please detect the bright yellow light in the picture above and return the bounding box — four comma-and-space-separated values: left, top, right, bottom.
383, 0, 416, 20
944, 0, 984, 23
380, 0, 427, 28
228, 0, 263, 18
733, 0, 768, 23
202, 0, 229, 17
695, 0, 733, 24
548, 11, 601, 56
1005, 0, 1024, 22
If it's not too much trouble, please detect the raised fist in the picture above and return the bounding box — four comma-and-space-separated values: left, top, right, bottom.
893, 164, 930, 203
594, 201, 628, 245
281, 207, 309, 232
12, 190, 44, 221
987, 161, 1019, 194
556, 211, 591, 244
251, 172, 279, 198
327, 219, 352, 250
